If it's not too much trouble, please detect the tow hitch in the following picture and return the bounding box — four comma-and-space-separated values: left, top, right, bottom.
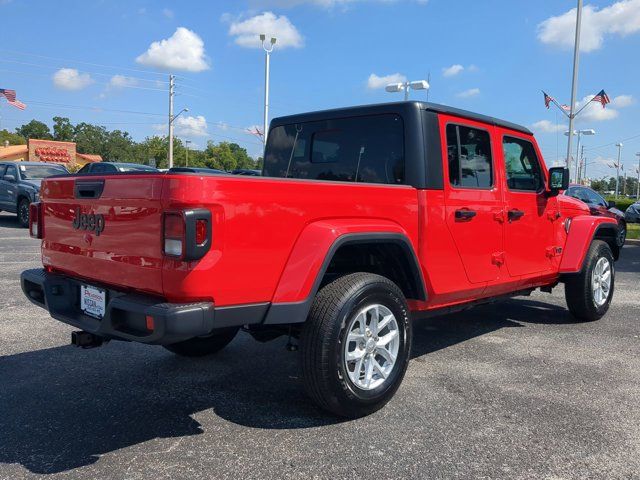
71, 331, 105, 349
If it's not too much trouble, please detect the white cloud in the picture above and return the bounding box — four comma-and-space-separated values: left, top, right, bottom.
442, 64, 464, 77
611, 94, 634, 107
537, 0, 640, 52
227, 12, 304, 49
109, 75, 138, 88
136, 27, 210, 72
532, 119, 567, 133
573, 93, 632, 122
162, 8, 174, 19
52, 68, 93, 91
456, 88, 480, 98
247, 0, 428, 8
175, 115, 209, 137
367, 72, 406, 90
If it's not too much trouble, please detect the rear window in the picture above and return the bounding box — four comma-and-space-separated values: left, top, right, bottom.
263, 114, 405, 184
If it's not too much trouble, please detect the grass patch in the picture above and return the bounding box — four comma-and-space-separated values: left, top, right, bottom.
628, 223, 640, 240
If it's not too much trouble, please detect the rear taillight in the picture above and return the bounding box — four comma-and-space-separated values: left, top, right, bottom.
163, 213, 185, 257
163, 209, 211, 261
29, 202, 43, 239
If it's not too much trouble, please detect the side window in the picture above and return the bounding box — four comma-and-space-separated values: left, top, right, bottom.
5, 165, 17, 179
585, 189, 606, 206
0, 166, 6, 178
446, 124, 493, 188
263, 114, 405, 184
502, 136, 543, 192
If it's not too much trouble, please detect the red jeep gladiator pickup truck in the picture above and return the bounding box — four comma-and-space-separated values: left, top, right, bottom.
22, 101, 619, 417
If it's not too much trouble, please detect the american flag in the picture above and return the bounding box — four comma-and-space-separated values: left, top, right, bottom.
561, 104, 571, 111
592, 89, 610, 108
0, 88, 26, 110
0, 88, 16, 101
543, 91, 553, 109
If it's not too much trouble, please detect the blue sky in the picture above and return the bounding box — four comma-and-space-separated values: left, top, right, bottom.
1, 0, 640, 178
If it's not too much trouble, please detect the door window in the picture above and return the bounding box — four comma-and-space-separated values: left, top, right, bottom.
446, 124, 493, 188
5, 165, 17, 180
502, 136, 543, 192
0, 166, 6, 178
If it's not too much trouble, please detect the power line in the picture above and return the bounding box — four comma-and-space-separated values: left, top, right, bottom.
0, 48, 177, 78
20, 99, 166, 117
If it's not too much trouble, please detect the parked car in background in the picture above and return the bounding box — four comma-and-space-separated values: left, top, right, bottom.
231, 168, 261, 176
77, 162, 159, 174
564, 185, 627, 246
168, 167, 229, 175
0, 161, 68, 227
626, 202, 640, 223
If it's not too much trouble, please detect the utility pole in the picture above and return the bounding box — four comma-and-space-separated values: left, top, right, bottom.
168, 74, 175, 168
636, 152, 640, 199
185, 140, 191, 167
260, 34, 276, 150
615, 142, 623, 198
566, 0, 583, 179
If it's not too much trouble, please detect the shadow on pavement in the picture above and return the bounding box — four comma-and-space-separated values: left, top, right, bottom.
0, 214, 22, 230
0, 298, 578, 474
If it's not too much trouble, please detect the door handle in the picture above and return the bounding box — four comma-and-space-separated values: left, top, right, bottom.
455, 209, 477, 220
508, 209, 525, 222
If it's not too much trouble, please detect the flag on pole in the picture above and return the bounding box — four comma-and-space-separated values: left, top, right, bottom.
543, 91, 553, 109
0, 88, 27, 110
591, 89, 610, 108
561, 104, 571, 111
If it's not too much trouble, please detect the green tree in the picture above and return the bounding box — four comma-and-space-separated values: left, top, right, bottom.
0, 129, 26, 145
52, 117, 74, 141
74, 123, 109, 157
16, 120, 52, 140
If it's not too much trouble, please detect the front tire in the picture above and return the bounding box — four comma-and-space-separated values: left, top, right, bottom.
617, 222, 626, 247
301, 273, 412, 418
564, 240, 615, 321
18, 198, 30, 228
163, 327, 239, 357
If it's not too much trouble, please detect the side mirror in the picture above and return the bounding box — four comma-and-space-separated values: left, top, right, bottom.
3, 174, 16, 183
548, 167, 569, 193
608, 200, 616, 208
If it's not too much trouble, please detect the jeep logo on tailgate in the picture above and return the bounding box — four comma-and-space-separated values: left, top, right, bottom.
71, 207, 105, 236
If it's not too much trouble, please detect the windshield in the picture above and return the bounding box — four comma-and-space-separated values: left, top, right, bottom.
20, 164, 67, 179
116, 165, 157, 172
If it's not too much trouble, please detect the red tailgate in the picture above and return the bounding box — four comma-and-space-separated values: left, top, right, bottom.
40, 174, 165, 296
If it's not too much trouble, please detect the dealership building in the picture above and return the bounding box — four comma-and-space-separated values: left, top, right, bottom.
0, 139, 102, 167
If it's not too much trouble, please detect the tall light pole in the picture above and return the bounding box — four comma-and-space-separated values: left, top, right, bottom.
636, 152, 640, 199
260, 34, 276, 149
185, 140, 191, 167
168, 74, 175, 168
566, 0, 583, 178
168, 107, 188, 168
564, 128, 595, 183
385, 80, 429, 101
615, 142, 623, 197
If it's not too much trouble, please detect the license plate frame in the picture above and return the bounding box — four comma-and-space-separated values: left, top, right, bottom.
80, 284, 106, 319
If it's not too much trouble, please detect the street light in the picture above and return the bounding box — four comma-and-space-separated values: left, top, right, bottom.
385, 79, 430, 101
636, 152, 640, 199
260, 34, 276, 149
564, 128, 595, 183
185, 140, 191, 167
615, 142, 623, 198
168, 107, 188, 169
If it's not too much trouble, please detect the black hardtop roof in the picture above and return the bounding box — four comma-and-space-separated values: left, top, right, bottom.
271, 101, 532, 135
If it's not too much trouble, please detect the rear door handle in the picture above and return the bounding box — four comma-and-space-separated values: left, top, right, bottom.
508, 209, 525, 222
455, 209, 477, 220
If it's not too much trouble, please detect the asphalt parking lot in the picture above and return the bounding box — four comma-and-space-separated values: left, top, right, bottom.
0, 211, 638, 480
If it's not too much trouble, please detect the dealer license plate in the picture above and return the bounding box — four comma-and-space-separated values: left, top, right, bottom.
80, 284, 106, 319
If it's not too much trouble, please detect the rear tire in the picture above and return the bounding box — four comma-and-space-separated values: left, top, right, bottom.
301, 272, 412, 418
18, 198, 30, 228
617, 222, 626, 247
163, 327, 239, 357
564, 240, 615, 321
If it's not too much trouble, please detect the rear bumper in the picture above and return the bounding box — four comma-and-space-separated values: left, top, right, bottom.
21, 268, 266, 345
